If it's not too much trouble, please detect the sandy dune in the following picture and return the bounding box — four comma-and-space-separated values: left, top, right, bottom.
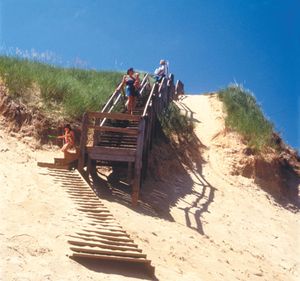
1, 94, 299, 281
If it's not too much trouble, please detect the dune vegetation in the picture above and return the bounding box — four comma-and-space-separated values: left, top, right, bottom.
218, 85, 275, 152
159, 103, 195, 141
0, 56, 123, 118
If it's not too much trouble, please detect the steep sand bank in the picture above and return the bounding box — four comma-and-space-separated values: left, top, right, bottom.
1, 95, 299, 281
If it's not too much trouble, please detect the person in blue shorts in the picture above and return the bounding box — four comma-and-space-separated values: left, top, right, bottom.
121, 68, 140, 114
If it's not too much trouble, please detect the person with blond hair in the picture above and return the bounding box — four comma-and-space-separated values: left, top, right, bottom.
154, 59, 168, 82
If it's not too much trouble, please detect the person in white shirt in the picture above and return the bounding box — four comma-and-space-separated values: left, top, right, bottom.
154, 60, 168, 82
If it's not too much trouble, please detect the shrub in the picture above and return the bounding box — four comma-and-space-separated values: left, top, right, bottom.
0, 56, 123, 118
159, 103, 194, 141
218, 84, 275, 152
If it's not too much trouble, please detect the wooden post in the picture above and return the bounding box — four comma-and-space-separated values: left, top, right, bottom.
78, 113, 88, 172
142, 115, 149, 180
132, 118, 145, 206
127, 162, 133, 184
86, 156, 91, 184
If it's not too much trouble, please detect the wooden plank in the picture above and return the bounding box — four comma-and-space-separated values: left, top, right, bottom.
97, 138, 137, 144
70, 246, 147, 259
71, 252, 151, 264
69, 195, 99, 200
82, 229, 130, 237
81, 224, 125, 233
72, 198, 102, 203
37, 162, 70, 169
85, 222, 122, 228
87, 112, 141, 122
65, 186, 97, 192
74, 203, 104, 207
67, 190, 96, 195
78, 112, 88, 171
77, 210, 113, 216
101, 87, 121, 113
140, 73, 149, 88
82, 217, 116, 222
68, 240, 142, 253
132, 118, 145, 206
142, 83, 158, 117
87, 146, 136, 156
97, 143, 136, 149
67, 194, 97, 199
66, 191, 96, 197
85, 217, 119, 224
78, 232, 134, 243
89, 153, 135, 163
69, 235, 138, 247
89, 126, 139, 136
83, 228, 126, 235
84, 219, 121, 226
99, 135, 137, 140
76, 207, 109, 212
77, 214, 113, 220
76, 203, 106, 208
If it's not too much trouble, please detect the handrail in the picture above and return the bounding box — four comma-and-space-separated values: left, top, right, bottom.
142, 83, 158, 117
158, 77, 167, 95
139, 81, 150, 97
101, 82, 123, 113
88, 112, 141, 121
140, 73, 149, 88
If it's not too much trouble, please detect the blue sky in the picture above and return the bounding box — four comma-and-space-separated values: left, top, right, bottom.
0, 0, 299, 150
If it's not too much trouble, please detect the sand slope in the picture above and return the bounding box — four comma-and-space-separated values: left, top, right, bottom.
0, 95, 299, 281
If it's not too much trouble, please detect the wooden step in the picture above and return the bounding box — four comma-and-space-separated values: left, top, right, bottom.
37, 162, 71, 169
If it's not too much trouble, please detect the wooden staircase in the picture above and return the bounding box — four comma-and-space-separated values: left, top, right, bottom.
45, 169, 155, 276
37, 72, 184, 277
78, 73, 183, 206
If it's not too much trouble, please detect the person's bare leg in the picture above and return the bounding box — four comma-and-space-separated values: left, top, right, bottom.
61, 143, 71, 158
128, 96, 133, 114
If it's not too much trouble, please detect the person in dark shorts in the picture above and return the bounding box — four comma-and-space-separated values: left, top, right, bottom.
121, 68, 140, 114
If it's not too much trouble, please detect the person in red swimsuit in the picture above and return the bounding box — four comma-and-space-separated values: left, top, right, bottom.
57, 124, 75, 155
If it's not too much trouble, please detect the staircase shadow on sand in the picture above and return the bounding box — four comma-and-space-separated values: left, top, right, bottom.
90, 129, 216, 236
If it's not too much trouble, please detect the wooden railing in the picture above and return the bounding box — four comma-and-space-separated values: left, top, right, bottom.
78, 72, 184, 206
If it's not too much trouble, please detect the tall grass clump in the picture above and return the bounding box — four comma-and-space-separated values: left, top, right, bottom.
218, 85, 274, 152
159, 103, 194, 141
0, 56, 123, 118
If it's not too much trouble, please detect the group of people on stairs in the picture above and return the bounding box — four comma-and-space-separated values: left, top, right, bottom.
120, 59, 168, 115
54, 60, 169, 156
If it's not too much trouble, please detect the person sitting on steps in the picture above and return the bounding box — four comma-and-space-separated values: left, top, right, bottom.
120, 68, 140, 115
57, 124, 75, 157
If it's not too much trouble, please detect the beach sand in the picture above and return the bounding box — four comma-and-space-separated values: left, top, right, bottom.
1, 94, 299, 281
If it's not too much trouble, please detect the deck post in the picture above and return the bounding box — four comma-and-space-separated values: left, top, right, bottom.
132, 118, 145, 206
78, 113, 89, 172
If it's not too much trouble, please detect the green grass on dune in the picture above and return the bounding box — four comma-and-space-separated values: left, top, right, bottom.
159, 103, 195, 141
0, 56, 123, 118
218, 85, 275, 152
